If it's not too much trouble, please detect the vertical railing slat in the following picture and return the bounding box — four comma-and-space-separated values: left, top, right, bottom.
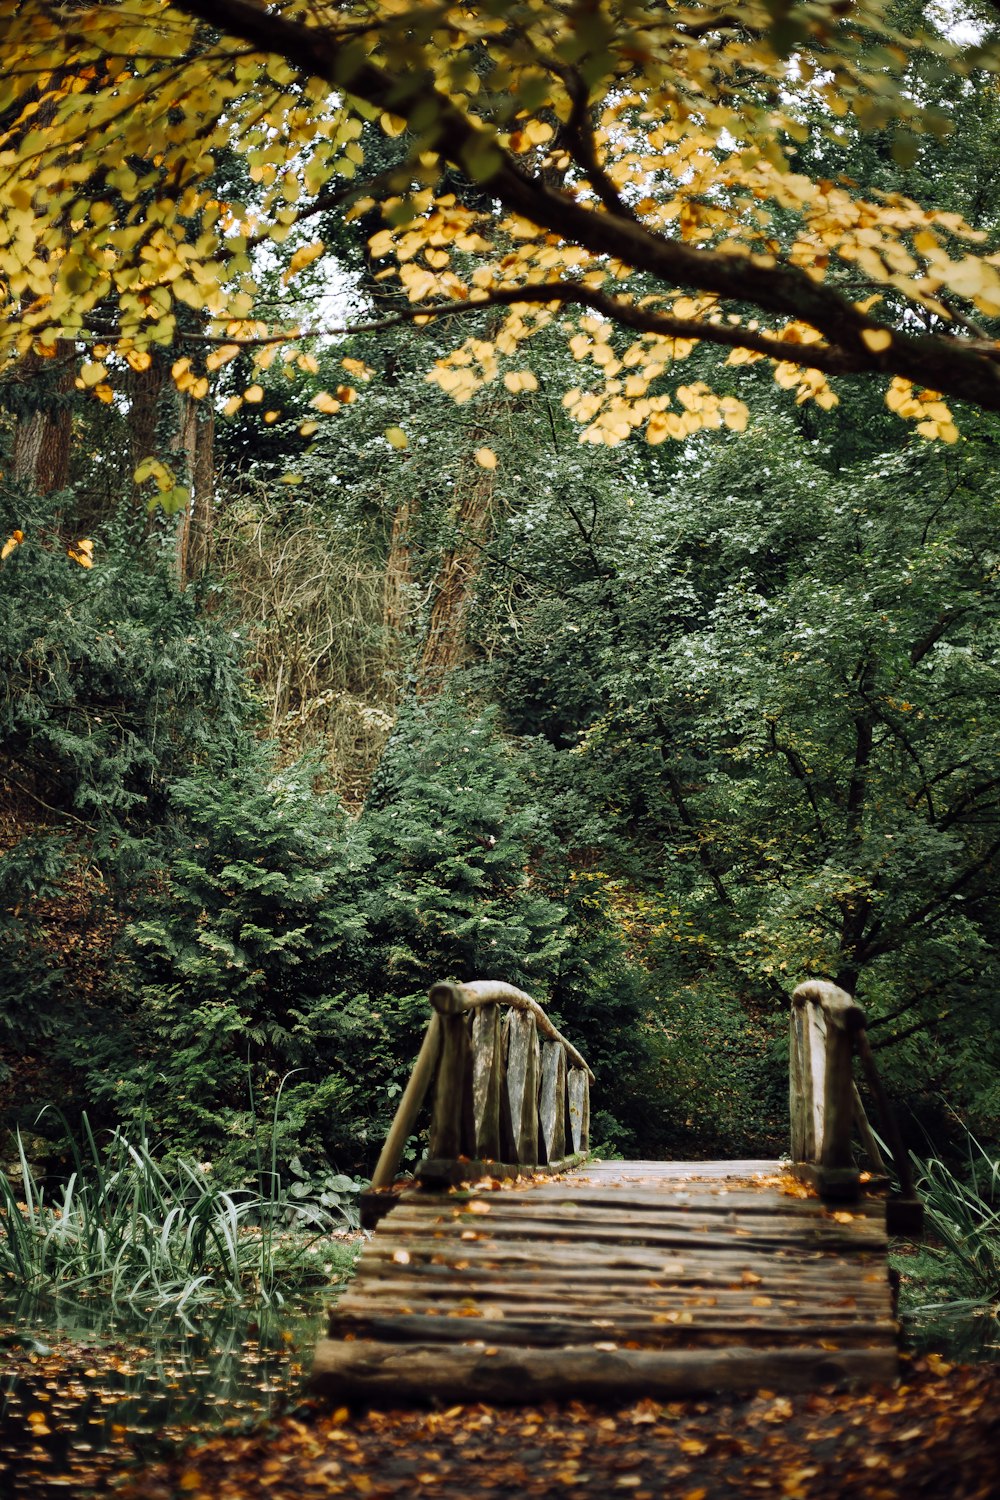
539, 1041, 567, 1164
568, 1068, 590, 1154
472, 1003, 502, 1160
506, 1007, 540, 1166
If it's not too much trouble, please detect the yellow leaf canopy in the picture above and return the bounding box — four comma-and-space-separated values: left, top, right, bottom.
1, 0, 999, 444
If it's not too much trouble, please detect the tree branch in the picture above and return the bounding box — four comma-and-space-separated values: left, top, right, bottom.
137, 1, 1000, 410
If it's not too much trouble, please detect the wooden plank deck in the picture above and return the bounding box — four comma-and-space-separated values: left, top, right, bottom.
312, 1160, 899, 1402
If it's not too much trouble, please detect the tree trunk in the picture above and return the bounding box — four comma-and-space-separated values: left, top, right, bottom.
12, 343, 75, 495
416, 452, 496, 693
185, 402, 215, 582
128, 349, 213, 587
384, 496, 419, 636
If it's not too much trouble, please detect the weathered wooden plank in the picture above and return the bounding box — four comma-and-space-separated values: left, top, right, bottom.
347, 1256, 891, 1289
311, 1339, 898, 1403
821, 1012, 859, 1183
789, 1005, 806, 1162
505, 1008, 539, 1166
377, 1215, 887, 1253
539, 1041, 567, 1164
463, 1188, 886, 1220
326, 1302, 899, 1350
386, 1196, 887, 1231
567, 1068, 590, 1154
335, 1278, 893, 1314
341, 1278, 893, 1314
351, 1260, 892, 1297
362, 1228, 886, 1264
472, 1004, 502, 1161
366, 1219, 888, 1254
572, 1160, 785, 1182
806, 1000, 827, 1160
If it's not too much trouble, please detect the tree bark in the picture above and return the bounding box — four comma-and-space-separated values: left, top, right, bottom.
12, 343, 75, 495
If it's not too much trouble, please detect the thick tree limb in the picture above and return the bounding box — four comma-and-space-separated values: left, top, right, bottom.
160, 0, 1000, 413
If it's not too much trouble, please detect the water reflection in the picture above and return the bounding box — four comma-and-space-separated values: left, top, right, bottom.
900, 1301, 1000, 1363
0, 1292, 325, 1496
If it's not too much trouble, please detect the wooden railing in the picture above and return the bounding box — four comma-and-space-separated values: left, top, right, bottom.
363, 980, 593, 1221
790, 980, 921, 1232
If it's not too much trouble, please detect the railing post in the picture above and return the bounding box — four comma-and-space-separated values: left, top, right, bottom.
820, 994, 864, 1177
428, 982, 471, 1161
790, 981, 866, 1200
789, 993, 810, 1162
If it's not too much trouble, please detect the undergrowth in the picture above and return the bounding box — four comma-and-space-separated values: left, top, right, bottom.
0, 1113, 360, 1311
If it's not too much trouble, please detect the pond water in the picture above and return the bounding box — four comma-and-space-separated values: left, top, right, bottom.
2, 1284, 996, 1496
0, 1291, 327, 1497
900, 1302, 1000, 1364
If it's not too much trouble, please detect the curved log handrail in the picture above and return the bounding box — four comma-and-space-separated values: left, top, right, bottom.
367, 978, 592, 1207
429, 981, 595, 1081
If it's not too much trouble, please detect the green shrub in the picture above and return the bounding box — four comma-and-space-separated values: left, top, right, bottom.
100, 751, 382, 1176
0, 487, 249, 829
0, 487, 254, 1108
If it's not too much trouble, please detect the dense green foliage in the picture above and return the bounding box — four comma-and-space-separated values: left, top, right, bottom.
3, 7, 1000, 1217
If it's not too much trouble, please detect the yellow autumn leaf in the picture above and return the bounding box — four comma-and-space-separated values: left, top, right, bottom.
222, 395, 243, 417
503, 370, 539, 394
299, 420, 319, 436
474, 446, 498, 469
79, 361, 107, 387
524, 118, 553, 146
861, 328, 892, 352
1, 529, 24, 561
368, 229, 395, 259
264, 409, 280, 423
384, 426, 408, 449
380, 112, 407, 138
720, 398, 749, 432
206, 343, 241, 372
67, 539, 94, 568
283, 239, 325, 282
311, 391, 341, 414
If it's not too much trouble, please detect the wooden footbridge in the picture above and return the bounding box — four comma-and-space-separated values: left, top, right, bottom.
312, 979, 921, 1402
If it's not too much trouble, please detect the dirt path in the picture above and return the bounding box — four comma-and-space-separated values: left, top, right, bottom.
113, 1357, 997, 1500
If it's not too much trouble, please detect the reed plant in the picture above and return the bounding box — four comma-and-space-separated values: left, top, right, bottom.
910, 1125, 1000, 1304
0, 1112, 355, 1310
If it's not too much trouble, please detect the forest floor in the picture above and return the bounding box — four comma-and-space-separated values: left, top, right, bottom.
110, 1355, 998, 1500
